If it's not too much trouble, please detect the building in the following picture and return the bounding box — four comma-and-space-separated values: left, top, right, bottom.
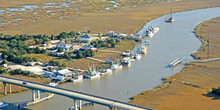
79, 35, 93, 43
56, 42, 72, 51
108, 31, 114, 36
42, 72, 56, 78
55, 69, 72, 77
57, 52, 65, 56
82, 45, 98, 52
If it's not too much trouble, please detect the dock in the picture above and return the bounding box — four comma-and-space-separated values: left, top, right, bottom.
98, 50, 123, 54
169, 58, 183, 67
86, 57, 105, 63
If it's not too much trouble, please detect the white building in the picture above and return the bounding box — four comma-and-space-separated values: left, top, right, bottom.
55, 69, 72, 77
56, 42, 72, 51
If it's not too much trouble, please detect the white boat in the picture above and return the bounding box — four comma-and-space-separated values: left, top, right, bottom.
84, 72, 100, 79
71, 74, 83, 82
111, 64, 119, 70
122, 50, 131, 56
144, 40, 150, 45
100, 68, 112, 75
84, 63, 100, 79
135, 54, 141, 60
121, 57, 131, 66
166, 7, 175, 23
141, 46, 147, 54
0, 101, 8, 108
146, 26, 160, 37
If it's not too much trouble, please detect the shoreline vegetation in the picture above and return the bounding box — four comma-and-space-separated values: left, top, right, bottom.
129, 17, 220, 110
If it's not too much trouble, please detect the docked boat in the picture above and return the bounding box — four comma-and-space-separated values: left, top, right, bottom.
111, 64, 122, 70
0, 101, 8, 108
84, 63, 100, 79
144, 40, 150, 45
71, 74, 83, 82
166, 7, 175, 23
146, 26, 160, 37
121, 57, 131, 66
134, 54, 141, 60
141, 46, 147, 54
122, 50, 131, 56
84, 71, 100, 79
99, 68, 112, 75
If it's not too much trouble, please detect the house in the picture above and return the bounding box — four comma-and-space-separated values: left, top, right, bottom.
55, 75, 65, 81
55, 69, 72, 77
42, 72, 56, 78
105, 59, 115, 64
79, 35, 93, 43
57, 52, 65, 56
56, 42, 72, 51
82, 45, 98, 52
27, 62, 36, 66
40, 44, 47, 47
108, 31, 114, 36
48, 49, 58, 54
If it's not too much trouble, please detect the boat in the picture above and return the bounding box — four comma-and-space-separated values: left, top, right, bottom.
71, 74, 83, 82
141, 46, 147, 54
134, 54, 141, 60
84, 63, 100, 79
166, 7, 175, 23
121, 57, 131, 66
146, 26, 160, 37
144, 40, 150, 45
122, 50, 131, 56
0, 101, 8, 108
111, 64, 122, 70
99, 68, 112, 75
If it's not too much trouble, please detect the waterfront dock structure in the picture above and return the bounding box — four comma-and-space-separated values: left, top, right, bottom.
0, 76, 151, 110
169, 58, 183, 67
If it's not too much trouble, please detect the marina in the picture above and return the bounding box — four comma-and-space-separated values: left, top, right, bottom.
0, 7, 220, 110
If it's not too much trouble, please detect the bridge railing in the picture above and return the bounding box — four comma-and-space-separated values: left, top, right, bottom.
0, 75, 151, 109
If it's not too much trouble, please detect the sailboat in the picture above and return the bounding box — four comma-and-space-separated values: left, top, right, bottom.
166, 7, 175, 23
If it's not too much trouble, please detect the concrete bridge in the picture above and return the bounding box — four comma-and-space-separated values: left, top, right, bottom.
0, 76, 151, 110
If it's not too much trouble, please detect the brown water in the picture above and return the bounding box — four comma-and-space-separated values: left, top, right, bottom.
0, 7, 220, 110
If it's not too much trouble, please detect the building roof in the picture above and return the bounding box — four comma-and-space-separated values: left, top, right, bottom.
56, 69, 72, 75
79, 35, 93, 39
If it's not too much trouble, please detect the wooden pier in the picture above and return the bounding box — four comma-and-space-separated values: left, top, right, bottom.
169, 58, 183, 67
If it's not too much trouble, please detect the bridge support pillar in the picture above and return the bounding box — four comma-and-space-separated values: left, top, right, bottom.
109, 107, 113, 110
32, 90, 36, 102
3, 82, 7, 95
79, 100, 82, 110
73, 99, 78, 110
37, 90, 40, 99
9, 84, 11, 93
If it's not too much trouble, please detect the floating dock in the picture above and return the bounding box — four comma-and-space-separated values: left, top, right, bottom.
169, 58, 183, 67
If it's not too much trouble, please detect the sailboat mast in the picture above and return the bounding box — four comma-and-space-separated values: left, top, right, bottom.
170, 7, 172, 18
